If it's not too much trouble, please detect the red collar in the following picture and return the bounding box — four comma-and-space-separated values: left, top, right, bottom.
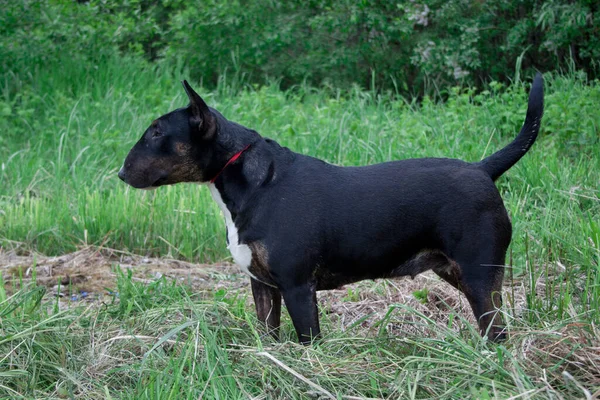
210, 144, 251, 183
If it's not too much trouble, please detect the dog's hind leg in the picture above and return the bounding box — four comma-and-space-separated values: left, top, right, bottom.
436, 215, 510, 342
251, 279, 282, 340
435, 262, 506, 342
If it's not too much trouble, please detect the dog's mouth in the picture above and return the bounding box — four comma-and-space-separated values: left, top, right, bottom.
150, 176, 169, 187
137, 174, 169, 190
118, 167, 170, 190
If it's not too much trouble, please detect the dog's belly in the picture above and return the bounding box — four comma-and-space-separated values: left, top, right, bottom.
315, 249, 455, 290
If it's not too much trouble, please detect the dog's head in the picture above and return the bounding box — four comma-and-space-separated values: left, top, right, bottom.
118, 81, 222, 189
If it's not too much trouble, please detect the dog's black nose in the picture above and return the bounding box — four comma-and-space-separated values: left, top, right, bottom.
118, 168, 126, 182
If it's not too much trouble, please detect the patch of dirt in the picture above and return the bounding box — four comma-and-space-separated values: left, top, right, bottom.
0, 247, 247, 301
317, 274, 478, 336
1, 246, 530, 332
0, 245, 548, 332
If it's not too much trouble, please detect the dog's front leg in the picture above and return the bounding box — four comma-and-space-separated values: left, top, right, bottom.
251, 279, 282, 340
280, 282, 320, 344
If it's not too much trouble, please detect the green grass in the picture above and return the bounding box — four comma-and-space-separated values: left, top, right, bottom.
1, 57, 598, 269
1, 55, 599, 398
0, 266, 598, 399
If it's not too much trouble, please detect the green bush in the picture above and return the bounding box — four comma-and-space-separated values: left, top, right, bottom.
1, 0, 599, 95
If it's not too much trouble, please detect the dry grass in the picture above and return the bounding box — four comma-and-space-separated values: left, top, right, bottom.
0, 246, 244, 297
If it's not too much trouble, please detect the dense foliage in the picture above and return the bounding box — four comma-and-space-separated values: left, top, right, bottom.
2, 0, 598, 95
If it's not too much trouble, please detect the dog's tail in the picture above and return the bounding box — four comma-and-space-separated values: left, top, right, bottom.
476, 73, 544, 181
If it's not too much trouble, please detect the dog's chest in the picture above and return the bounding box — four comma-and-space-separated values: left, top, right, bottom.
208, 184, 256, 279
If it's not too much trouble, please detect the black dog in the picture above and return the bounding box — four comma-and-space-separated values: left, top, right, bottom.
119, 74, 543, 343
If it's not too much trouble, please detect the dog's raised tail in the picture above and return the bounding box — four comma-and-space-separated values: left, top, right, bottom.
477, 73, 544, 181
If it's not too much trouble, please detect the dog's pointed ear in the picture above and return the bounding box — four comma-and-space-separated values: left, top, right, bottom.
182, 80, 216, 140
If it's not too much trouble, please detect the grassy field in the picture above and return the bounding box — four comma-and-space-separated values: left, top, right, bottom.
1, 55, 599, 398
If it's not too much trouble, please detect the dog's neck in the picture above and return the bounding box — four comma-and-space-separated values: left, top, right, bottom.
209, 144, 251, 184
210, 136, 295, 216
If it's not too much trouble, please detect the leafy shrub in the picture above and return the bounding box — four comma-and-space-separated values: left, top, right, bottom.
1, 0, 598, 96
164, 0, 599, 94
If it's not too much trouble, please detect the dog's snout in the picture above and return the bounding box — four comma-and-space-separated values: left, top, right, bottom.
118, 167, 126, 182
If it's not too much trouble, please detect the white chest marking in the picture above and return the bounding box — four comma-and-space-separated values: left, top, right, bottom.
208, 184, 256, 279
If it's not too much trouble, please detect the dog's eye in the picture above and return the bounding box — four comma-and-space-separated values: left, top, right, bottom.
152, 131, 163, 138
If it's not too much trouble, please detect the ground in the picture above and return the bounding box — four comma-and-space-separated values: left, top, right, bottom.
1, 247, 598, 398
0, 246, 512, 333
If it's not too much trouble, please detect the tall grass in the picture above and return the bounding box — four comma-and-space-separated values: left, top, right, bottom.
2, 56, 598, 269
2, 55, 599, 323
